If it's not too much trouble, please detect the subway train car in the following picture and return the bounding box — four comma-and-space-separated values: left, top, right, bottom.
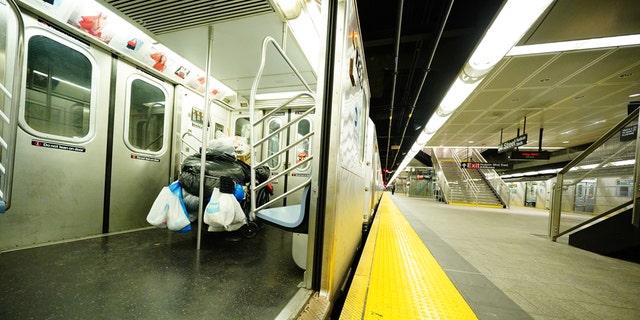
0, 0, 384, 317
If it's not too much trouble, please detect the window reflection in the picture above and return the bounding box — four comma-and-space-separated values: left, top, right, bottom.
267, 119, 281, 169
296, 118, 311, 170
127, 79, 166, 152
25, 35, 92, 138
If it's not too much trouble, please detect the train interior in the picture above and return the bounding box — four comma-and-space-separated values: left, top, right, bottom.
0, 0, 375, 318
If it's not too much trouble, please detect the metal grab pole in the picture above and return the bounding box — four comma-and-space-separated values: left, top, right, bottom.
197, 25, 215, 250
549, 173, 563, 241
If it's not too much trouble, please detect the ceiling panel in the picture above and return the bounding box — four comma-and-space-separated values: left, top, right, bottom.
564, 46, 640, 86
464, 90, 510, 110
523, 0, 640, 44
521, 50, 608, 88
484, 54, 556, 90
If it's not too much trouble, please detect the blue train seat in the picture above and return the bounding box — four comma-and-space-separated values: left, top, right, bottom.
256, 184, 310, 234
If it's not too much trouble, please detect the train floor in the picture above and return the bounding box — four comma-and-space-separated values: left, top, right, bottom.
0, 223, 304, 319
340, 193, 640, 320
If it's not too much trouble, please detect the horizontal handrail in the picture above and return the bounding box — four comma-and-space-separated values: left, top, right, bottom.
254, 132, 314, 169
255, 179, 311, 214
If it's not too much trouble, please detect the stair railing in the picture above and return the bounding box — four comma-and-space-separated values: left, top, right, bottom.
431, 149, 451, 203
452, 151, 479, 204
473, 148, 510, 207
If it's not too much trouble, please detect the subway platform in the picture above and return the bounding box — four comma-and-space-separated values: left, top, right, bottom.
340, 193, 640, 319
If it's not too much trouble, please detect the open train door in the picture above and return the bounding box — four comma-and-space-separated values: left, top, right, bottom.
0, 0, 24, 213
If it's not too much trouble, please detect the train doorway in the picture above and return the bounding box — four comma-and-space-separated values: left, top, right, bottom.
108, 61, 173, 232
574, 180, 596, 213
10, 26, 112, 245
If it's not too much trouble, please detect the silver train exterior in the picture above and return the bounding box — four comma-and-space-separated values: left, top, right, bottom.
1, 0, 385, 316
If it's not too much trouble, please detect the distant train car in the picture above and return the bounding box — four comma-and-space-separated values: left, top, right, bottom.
0, 0, 382, 317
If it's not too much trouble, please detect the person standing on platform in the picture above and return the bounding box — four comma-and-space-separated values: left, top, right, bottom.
391, 184, 396, 195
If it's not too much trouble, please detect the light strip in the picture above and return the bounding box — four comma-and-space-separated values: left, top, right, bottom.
467, 0, 554, 76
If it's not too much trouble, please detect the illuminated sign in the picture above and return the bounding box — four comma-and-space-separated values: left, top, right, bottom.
461, 162, 512, 169
509, 151, 551, 160
498, 134, 528, 153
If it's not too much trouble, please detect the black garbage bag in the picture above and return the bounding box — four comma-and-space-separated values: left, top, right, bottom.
179, 152, 250, 197
255, 165, 270, 183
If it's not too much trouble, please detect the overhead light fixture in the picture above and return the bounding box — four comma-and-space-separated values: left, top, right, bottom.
436, 0, 553, 116
273, 0, 302, 20
437, 79, 481, 114
424, 113, 451, 134
416, 131, 433, 145
508, 34, 640, 56
466, 0, 554, 77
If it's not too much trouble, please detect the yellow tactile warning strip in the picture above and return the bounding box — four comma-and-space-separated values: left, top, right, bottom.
340, 193, 477, 320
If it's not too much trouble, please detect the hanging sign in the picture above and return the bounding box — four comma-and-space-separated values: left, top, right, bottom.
620, 125, 637, 141
509, 151, 550, 160
498, 134, 527, 153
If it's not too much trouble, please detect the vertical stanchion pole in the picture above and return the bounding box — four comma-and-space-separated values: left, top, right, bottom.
549, 173, 563, 240
197, 25, 215, 250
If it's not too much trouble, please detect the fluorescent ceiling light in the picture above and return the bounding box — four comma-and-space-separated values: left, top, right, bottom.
467, 0, 554, 76
33, 70, 90, 92
508, 34, 640, 56
424, 113, 451, 134
416, 131, 433, 145
273, 0, 302, 20
438, 79, 481, 114
608, 159, 635, 166
575, 164, 599, 170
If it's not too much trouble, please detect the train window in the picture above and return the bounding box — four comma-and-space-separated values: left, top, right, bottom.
24, 35, 92, 139
235, 117, 251, 144
126, 78, 166, 152
267, 118, 282, 169
296, 118, 311, 170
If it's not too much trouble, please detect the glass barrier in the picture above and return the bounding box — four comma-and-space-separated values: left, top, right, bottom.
550, 110, 638, 240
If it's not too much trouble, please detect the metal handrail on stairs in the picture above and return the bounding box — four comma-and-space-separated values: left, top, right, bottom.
452, 151, 480, 204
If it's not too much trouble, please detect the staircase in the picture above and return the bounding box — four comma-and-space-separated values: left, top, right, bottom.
433, 149, 505, 208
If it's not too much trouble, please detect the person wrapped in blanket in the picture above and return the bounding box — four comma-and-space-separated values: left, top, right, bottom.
178, 138, 272, 226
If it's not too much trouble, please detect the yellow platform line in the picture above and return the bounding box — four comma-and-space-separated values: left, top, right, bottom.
340, 193, 477, 319
449, 202, 504, 209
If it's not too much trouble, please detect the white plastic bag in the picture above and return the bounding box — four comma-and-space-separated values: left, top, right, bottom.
204, 188, 246, 231
147, 181, 191, 232
146, 187, 172, 228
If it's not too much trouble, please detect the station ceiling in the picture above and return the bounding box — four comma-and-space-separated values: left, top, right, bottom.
358, 0, 640, 175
